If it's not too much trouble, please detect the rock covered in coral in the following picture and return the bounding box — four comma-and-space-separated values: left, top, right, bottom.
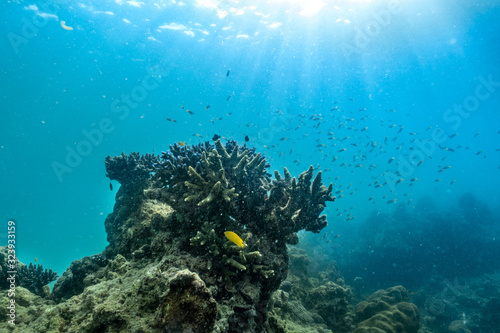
0, 139, 337, 332
353, 285, 420, 333
0, 287, 55, 330
0, 255, 218, 332
267, 289, 334, 333
51, 254, 108, 302
157, 269, 217, 332
268, 247, 354, 333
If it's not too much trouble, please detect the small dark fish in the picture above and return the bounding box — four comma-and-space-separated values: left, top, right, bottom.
205, 105, 210, 110
226, 95, 231, 101
226, 69, 231, 77
186, 109, 194, 115
165, 117, 177, 123
212, 134, 220, 141
244, 135, 249, 142
109, 183, 113, 191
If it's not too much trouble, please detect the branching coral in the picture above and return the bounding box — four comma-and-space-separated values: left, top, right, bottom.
190, 222, 274, 279
17, 263, 59, 297
261, 166, 335, 244
119, 139, 334, 245
105, 152, 158, 189
183, 150, 238, 206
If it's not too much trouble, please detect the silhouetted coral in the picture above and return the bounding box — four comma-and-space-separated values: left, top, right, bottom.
17, 263, 58, 297
0, 246, 58, 298
105, 151, 158, 189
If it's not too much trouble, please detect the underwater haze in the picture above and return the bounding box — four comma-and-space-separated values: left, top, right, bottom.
1, 0, 500, 331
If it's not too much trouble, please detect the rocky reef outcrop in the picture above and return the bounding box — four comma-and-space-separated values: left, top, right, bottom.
267, 247, 355, 333
0, 139, 335, 332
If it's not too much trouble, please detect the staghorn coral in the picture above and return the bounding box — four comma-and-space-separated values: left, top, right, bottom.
149, 140, 334, 244
183, 151, 239, 206
190, 222, 274, 279
262, 166, 335, 244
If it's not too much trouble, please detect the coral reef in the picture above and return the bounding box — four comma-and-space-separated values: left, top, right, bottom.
190, 222, 274, 278
147, 139, 334, 244
413, 272, 500, 333
16, 263, 58, 297
0, 139, 336, 332
353, 285, 420, 333
267, 247, 354, 333
156, 269, 217, 332
342, 194, 500, 287
105, 151, 158, 189
51, 254, 108, 302
0, 256, 217, 332
0, 246, 58, 297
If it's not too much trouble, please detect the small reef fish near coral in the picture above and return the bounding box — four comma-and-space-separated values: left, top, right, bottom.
224, 231, 245, 248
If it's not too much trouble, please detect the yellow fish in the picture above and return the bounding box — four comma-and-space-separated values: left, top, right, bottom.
60, 21, 74, 31
224, 231, 245, 248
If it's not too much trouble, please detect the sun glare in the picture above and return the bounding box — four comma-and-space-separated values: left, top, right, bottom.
266, 0, 326, 17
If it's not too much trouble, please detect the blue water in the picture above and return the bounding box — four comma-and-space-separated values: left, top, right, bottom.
1, 0, 499, 292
